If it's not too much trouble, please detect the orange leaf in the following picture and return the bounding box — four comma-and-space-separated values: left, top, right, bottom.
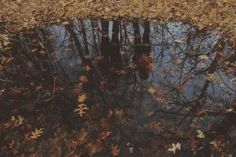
78, 94, 87, 103
79, 75, 88, 83
111, 145, 120, 156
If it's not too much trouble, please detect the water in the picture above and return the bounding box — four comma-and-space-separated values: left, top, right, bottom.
0, 19, 235, 156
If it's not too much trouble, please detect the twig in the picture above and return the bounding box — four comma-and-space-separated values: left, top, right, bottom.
0, 78, 15, 83
52, 77, 56, 97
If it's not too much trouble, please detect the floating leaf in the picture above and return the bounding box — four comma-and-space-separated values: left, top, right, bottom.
206, 73, 219, 81
79, 75, 89, 83
225, 108, 234, 113
4, 115, 24, 128
87, 140, 103, 157
30, 128, 44, 140
85, 65, 92, 72
111, 145, 120, 156
147, 87, 156, 95
126, 142, 135, 154
210, 140, 224, 151
174, 39, 185, 44
99, 130, 112, 140
78, 94, 87, 103
74, 103, 89, 117
168, 143, 181, 154
198, 54, 209, 60
78, 128, 88, 145
196, 130, 205, 139
0, 89, 6, 95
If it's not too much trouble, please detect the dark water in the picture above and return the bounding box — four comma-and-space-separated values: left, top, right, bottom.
0, 19, 236, 156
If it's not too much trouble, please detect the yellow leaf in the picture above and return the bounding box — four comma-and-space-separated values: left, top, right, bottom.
225, 108, 234, 113
15, 115, 24, 126
198, 55, 209, 60
4, 115, 24, 128
196, 130, 205, 139
147, 87, 156, 95
30, 128, 44, 140
168, 143, 181, 154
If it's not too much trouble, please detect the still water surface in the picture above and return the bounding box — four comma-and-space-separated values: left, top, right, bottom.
1, 19, 236, 156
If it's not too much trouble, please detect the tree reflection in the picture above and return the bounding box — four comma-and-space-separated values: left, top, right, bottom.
1, 18, 235, 156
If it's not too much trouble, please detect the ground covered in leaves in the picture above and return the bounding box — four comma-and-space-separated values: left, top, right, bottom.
0, 0, 236, 47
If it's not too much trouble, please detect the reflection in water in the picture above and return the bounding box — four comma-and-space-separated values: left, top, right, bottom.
1, 19, 236, 156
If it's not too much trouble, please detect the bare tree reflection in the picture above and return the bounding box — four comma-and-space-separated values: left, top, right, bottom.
2, 18, 236, 156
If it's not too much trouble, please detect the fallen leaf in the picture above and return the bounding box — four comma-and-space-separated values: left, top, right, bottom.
198, 54, 209, 60
225, 108, 234, 113
196, 130, 205, 139
111, 145, 120, 156
87, 140, 103, 157
78, 94, 87, 103
99, 131, 112, 140
79, 75, 89, 83
85, 65, 92, 72
78, 128, 88, 145
74, 103, 89, 117
0, 89, 6, 95
168, 143, 181, 154
147, 87, 156, 95
30, 128, 44, 140
174, 39, 185, 44
144, 121, 163, 133
4, 115, 24, 128
206, 73, 219, 81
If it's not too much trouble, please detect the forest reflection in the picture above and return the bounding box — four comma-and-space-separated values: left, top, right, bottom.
1, 19, 236, 156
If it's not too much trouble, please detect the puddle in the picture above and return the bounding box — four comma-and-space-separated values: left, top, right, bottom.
1, 19, 236, 156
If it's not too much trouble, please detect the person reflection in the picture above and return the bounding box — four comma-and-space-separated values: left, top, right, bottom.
133, 20, 152, 80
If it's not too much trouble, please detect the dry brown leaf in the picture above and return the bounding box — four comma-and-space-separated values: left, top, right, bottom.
85, 65, 92, 72
99, 131, 112, 140
144, 121, 163, 133
111, 144, 120, 156
87, 140, 103, 157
